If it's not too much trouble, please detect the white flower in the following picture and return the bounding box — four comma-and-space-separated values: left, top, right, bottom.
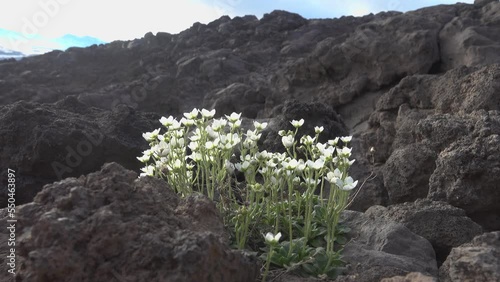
172, 159, 183, 170
282, 135, 294, 148
159, 116, 175, 127
341, 136, 352, 143
336, 176, 358, 191
205, 140, 219, 150
137, 154, 150, 163
306, 159, 324, 170
314, 126, 324, 134
325, 168, 342, 184
225, 112, 242, 122
264, 232, 282, 244
370, 147, 375, 153
305, 178, 321, 186
188, 141, 199, 151
180, 117, 195, 126
338, 147, 352, 158
183, 108, 199, 120
170, 120, 182, 130
153, 141, 170, 157
328, 137, 339, 146
278, 130, 286, 136
230, 119, 242, 129
188, 152, 202, 161
291, 119, 305, 128
201, 108, 216, 118
235, 161, 251, 172
143, 128, 161, 142
140, 165, 155, 177
254, 121, 268, 131
283, 159, 299, 170
300, 135, 315, 146
255, 150, 270, 161
296, 160, 306, 172
211, 118, 227, 131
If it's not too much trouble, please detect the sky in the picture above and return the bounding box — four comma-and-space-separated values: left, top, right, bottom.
0, 0, 474, 55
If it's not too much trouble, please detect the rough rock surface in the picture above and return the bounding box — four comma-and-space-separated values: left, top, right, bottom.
1, 1, 500, 281
439, 231, 500, 282
0, 96, 159, 208
260, 100, 348, 153
366, 200, 483, 265
380, 272, 438, 282
7, 163, 259, 282
364, 64, 500, 231
336, 210, 438, 282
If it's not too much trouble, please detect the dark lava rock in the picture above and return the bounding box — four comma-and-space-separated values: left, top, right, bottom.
261, 99, 348, 153
428, 111, 500, 231
366, 200, 483, 266
3, 163, 259, 282
439, 231, 500, 282
363, 64, 500, 231
336, 210, 438, 282
0, 96, 159, 208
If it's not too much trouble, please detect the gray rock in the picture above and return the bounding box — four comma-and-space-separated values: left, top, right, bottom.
7, 162, 259, 282
439, 231, 500, 282
428, 111, 500, 231
381, 272, 438, 282
383, 143, 437, 203
0, 97, 160, 208
337, 210, 438, 282
366, 200, 483, 265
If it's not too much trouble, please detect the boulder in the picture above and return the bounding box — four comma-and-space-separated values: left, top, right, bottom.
428, 111, 500, 231
439, 231, 500, 282
0, 97, 160, 208
6, 163, 259, 282
337, 210, 438, 282
380, 272, 437, 282
366, 200, 483, 265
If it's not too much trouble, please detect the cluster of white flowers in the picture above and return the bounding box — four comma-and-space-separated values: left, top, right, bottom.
139, 109, 359, 251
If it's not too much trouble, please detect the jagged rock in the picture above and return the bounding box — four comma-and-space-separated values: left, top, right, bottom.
0, 97, 159, 208
362, 64, 500, 232
428, 111, 500, 231
440, 1, 500, 70
439, 231, 500, 282
382, 143, 437, 203
380, 272, 437, 282
202, 82, 269, 119
260, 99, 348, 154
366, 200, 483, 265
8, 163, 259, 282
337, 210, 438, 282
0, 4, 495, 120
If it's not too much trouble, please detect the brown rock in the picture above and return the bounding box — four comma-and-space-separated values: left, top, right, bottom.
11, 163, 259, 282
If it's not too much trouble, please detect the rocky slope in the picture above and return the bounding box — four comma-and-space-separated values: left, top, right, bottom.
1, 0, 500, 281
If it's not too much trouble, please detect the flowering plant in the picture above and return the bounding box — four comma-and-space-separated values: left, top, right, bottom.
139, 108, 358, 280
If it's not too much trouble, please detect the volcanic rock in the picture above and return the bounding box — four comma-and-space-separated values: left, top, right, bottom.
366, 200, 483, 265
337, 210, 438, 282
6, 162, 259, 282
0, 96, 160, 208
439, 231, 500, 282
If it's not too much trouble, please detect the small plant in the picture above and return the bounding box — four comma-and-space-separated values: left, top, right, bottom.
139, 108, 358, 280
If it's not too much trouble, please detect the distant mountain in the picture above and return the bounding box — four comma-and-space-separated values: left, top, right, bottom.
0, 28, 105, 57
0, 45, 25, 60
53, 34, 106, 50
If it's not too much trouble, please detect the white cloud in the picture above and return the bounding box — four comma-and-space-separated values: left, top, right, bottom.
0, 0, 231, 42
